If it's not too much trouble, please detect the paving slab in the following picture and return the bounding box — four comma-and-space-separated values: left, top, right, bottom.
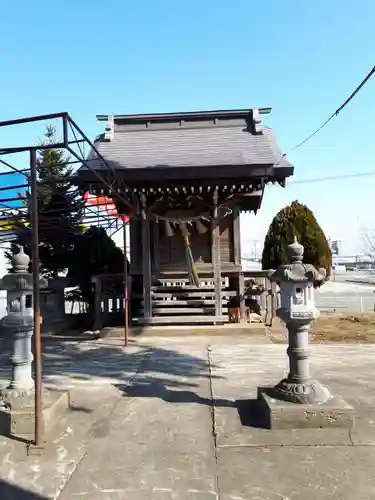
209, 342, 375, 499
217, 446, 375, 500
210, 343, 375, 444
0, 337, 375, 498
59, 343, 218, 499
0, 385, 123, 499
0, 339, 145, 499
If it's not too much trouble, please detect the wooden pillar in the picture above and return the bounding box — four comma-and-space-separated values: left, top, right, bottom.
129, 218, 139, 275
141, 197, 152, 321
232, 207, 241, 266
92, 276, 103, 330
239, 271, 247, 323
211, 189, 222, 321
152, 219, 160, 272
232, 207, 246, 322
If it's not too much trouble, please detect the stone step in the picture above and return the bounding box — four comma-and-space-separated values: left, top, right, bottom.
153, 277, 227, 283
132, 316, 228, 325
134, 290, 237, 298
143, 299, 229, 306
151, 287, 236, 293
139, 307, 229, 314
151, 286, 216, 292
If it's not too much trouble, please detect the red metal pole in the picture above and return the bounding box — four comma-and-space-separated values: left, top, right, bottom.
30, 149, 43, 446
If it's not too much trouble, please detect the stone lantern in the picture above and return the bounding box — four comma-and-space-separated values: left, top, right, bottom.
257, 238, 355, 429
0, 247, 46, 401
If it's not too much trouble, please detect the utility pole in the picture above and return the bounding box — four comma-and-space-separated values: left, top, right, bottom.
252, 240, 260, 261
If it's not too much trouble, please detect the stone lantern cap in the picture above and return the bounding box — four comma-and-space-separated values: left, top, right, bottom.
0, 246, 47, 291
269, 237, 326, 286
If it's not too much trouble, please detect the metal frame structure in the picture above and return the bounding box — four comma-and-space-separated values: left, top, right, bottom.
0, 112, 131, 446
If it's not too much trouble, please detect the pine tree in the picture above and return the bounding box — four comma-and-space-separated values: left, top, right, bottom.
36, 125, 83, 278
11, 126, 84, 277
67, 226, 126, 313
261, 200, 332, 276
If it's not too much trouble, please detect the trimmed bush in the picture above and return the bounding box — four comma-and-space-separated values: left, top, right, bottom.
261, 200, 332, 276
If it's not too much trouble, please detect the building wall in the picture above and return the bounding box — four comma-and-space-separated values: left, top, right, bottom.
129, 214, 236, 275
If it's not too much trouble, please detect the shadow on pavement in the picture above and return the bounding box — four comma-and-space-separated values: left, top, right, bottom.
236, 398, 268, 429
0, 339, 230, 409
120, 375, 234, 407
0, 480, 48, 499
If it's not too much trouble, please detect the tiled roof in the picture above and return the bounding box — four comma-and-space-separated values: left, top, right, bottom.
82, 109, 293, 176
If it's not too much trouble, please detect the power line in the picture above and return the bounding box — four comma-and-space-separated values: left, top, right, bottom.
289, 170, 375, 185
278, 64, 375, 162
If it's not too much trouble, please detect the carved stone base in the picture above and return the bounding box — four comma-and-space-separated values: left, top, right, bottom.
271, 378, 332, 405
0, 387, 34, 405
257, 387, 355, 430
0, 389, 69, 438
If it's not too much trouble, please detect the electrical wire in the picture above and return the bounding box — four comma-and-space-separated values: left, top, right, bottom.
288, 170, 375, 185
1, 98, 373, 248
277, 64, 375, 163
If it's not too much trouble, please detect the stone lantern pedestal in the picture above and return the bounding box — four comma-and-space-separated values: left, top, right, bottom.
257, 239, 355, 430
0, 248, 69, 438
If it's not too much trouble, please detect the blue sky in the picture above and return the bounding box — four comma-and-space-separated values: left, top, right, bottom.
1, 0, 374, 255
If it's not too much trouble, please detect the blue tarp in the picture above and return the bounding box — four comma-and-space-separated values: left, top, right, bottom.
0, 172, 27, 209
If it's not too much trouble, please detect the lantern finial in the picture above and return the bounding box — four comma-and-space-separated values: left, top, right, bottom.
12, 246, 30, 273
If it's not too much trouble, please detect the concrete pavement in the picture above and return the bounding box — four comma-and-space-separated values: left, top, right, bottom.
1, 336, 375, 498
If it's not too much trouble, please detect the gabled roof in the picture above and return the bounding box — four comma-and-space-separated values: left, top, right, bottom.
79, 108, 293, 182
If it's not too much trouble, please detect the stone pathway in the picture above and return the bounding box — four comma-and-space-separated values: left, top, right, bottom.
1, 336, 375, 498
59, 340, 217, 499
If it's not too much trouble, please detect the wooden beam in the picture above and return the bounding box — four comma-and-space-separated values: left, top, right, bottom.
211, 189, 222, 321
141, 199, 152, 320
77, 164, 280, 185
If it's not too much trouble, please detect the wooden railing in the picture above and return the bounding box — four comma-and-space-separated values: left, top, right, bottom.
90, 269, 279, 328
240, 270, 278, 326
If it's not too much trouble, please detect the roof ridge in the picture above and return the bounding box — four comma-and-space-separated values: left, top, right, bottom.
96, 108, 272, 122
114, 121, 252, 133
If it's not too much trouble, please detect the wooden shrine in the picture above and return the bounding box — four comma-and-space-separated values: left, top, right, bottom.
76, 108, 294, 326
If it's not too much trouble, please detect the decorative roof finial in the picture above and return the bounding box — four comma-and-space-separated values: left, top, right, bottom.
252, 108, 263, 134
104, 115, 114, 142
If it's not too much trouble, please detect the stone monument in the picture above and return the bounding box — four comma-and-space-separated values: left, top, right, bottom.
0, 247, 42, 398
0, 247, 68, 438
257, 238, 355, 429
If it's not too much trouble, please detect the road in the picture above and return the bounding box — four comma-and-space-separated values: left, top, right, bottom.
332, 269, 375, 285
316, 278, 374, 313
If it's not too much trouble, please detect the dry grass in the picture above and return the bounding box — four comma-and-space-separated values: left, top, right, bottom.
268, 312, 375, 344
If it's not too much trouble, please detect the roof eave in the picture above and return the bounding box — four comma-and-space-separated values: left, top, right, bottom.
74, 163, 294, 187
